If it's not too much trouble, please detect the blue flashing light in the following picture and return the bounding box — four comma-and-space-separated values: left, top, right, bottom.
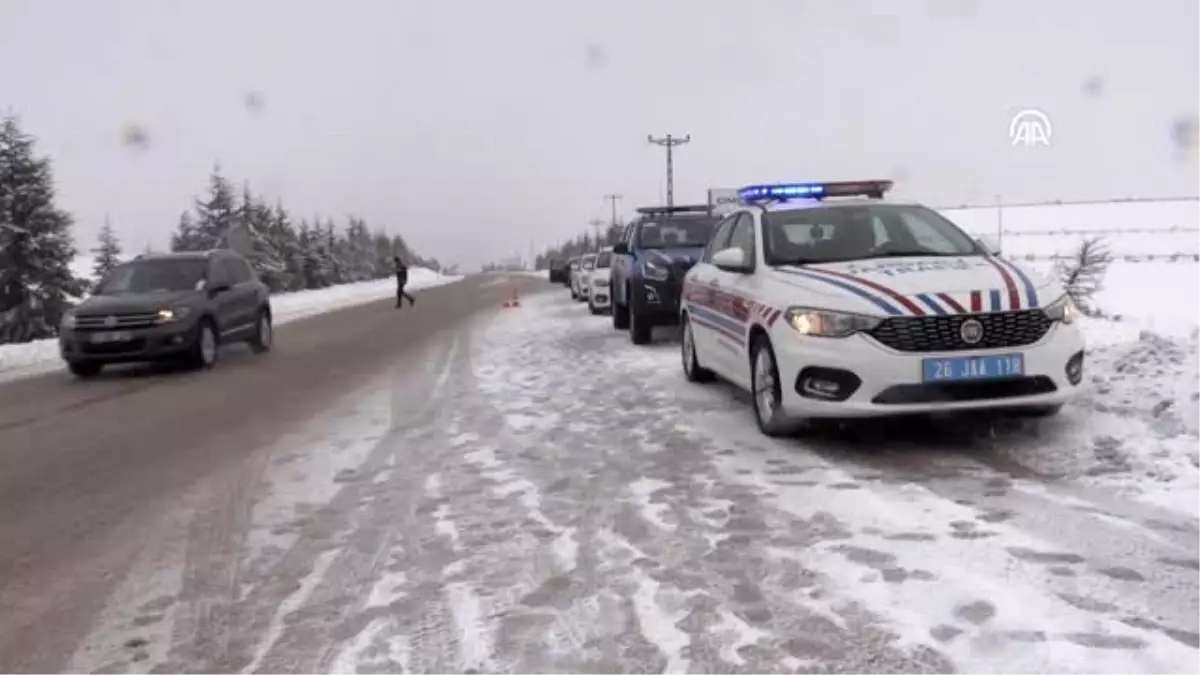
736, 180, 894, 205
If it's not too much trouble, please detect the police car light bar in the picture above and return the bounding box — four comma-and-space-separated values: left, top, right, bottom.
736, 180, 894, 204
634, 204, 712, 215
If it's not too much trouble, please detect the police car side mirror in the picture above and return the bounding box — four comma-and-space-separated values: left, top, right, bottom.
612, 242, 629, 255
712, 247, 750, 273
976, 234, 1001, 255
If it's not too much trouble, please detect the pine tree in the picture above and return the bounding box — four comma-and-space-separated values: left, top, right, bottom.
191, 167, 238, 249
91, 216, 123, 282
0, 116, 85, 343
1056, 236, 1114, 316
170, 211, 200, 251
372, 231, 395, 278
269, 202, 304, 291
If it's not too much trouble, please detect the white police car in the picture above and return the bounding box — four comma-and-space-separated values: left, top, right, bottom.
679, 180, 1085, 437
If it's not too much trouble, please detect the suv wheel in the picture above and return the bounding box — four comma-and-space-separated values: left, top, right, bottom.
249, 309, 273, 354
67, 361, 103, 379
681, 316, 714, 382
188, 319, 220, 369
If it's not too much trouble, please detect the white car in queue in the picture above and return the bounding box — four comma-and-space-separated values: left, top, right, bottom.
588, 248, 614, 314
572, 253, 596, 302
679, 179, 1085, 437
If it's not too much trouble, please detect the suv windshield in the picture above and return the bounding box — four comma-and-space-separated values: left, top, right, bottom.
595, 252, 612, 268
763, 204, 981, 265
94, 259, 208, 295
582, 256, 596, 271
637, 215, 718, 249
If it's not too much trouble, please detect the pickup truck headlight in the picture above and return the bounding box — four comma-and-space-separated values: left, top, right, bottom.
642, 259, 670, 281
155, 306, 193, 324
1042, 294, 1078, 324
783, 307, 881, 338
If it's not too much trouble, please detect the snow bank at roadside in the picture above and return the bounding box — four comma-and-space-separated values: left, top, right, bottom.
0, 267, 458, 382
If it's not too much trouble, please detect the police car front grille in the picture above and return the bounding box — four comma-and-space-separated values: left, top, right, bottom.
867, 310, 1053, 352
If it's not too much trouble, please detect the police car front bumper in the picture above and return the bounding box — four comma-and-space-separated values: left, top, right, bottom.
772, 321, 1085, 418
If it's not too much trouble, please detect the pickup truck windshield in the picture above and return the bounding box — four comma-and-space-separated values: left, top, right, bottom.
637, 215, 719, 249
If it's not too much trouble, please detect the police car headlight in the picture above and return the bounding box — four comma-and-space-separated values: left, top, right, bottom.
642, 259, 670, 281
783, 308, 881, 338
1043, 294, 1078, 324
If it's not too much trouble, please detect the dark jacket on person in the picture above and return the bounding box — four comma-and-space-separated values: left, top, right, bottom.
394, 258, 409, 286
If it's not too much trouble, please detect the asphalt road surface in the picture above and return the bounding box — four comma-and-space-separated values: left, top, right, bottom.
0, 275, 543, 673
1, 275, 1196, 674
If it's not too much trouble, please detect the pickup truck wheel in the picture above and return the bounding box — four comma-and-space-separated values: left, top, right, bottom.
629, 306, 652, 345
613, 289, 630, 329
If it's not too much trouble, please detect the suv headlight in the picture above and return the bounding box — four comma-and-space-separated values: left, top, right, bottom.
155, 306, 193, 324
1042, 294, 1078, 324
60, 310, 77, 330
782, 307, 881, 338
642, 259, 670, 281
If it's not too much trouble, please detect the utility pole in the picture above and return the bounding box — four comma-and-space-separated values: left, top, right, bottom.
589, 218, 607, 252
602, 193, 622, 230
647, 134, 690, 207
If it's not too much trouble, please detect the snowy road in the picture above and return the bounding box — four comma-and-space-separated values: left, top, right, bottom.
2, 277, 1197, 673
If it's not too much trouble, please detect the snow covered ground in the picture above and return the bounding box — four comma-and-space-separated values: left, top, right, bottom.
0, 266, 459, 382
68, 272, 1198, 674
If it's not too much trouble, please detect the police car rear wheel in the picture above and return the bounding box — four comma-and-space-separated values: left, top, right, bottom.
751, 336, 791, 437
681, 316, 714, 383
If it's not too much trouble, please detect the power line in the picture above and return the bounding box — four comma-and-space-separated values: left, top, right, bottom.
647, 134, 690, 207
602, 193, 622, 230
588, 218, 607, 251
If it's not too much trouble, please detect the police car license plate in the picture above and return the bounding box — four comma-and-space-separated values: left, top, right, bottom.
90, 331, 133, 344
922, 354, 1024, 382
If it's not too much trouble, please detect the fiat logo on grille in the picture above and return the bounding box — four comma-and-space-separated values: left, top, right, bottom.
960, 318, 984, 344
104, 315, 118, 327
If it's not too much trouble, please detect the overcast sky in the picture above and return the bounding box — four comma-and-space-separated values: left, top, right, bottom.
4, 0, 1197, 269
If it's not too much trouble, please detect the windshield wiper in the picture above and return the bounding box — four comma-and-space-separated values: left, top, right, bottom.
870, 250, 963, 258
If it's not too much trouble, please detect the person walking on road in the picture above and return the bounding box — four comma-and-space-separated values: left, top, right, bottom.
394, 255, 416, 309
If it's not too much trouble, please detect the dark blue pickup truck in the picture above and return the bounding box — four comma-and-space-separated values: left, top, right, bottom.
609, 204, 721, 345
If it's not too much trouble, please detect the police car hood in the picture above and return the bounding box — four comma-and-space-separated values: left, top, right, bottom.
771, 255, 1060, 314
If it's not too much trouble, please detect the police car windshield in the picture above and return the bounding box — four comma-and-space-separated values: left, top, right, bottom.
93, 259, 208, 295
637, 216, 718, 249
595, 252, 612, 268
582, 257, 596, 271
762, 204, 982, 266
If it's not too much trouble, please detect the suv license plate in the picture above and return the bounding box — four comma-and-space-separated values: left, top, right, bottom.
91, 331, 134, 343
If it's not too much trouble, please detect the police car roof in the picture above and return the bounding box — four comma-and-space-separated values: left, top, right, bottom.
758, 196, 922, 213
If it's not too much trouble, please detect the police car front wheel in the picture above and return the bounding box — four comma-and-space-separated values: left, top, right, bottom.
750, 336, 807, 437
681, 315, 714, 383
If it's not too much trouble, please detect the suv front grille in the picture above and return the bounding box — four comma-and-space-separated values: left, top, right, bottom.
74, 312, 160, 331
868, 310, 1053, 352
